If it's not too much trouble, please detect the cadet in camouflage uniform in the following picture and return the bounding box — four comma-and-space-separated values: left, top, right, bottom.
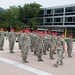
43, 31, 48, 55
0, 28, 5, 50
54, 33, 66, 67
33, 30, 39, 55
66, 34, 73, 57
53, 32, 57, 54
47, 31, 51, 51
37, 31, 44, 61
18, 29, 23, 49
49, 32, 56, 60
33, 33, 39, 55
8, 28, 15, 53
21, 28, 31, 63
61, 33, 66, 58
29, 30, 35, 52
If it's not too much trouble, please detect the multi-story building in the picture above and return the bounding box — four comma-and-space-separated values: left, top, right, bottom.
38, 4, 75, 38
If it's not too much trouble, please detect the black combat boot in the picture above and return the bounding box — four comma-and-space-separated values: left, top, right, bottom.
34, 52, 37, 55
68, 54, 72, 58
59, 61, 63, 66
38, 56, 41, 61
40, 58, 43, 61
25, 61, 29, 63
50, 56, 55, 60
54, 62, 59, 67
1, 49, 4, 51
40, 56, 43, 61
25, 58, 29, 63
43, 52, 47, 55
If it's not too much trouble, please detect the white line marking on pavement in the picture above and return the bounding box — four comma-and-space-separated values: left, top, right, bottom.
0, 57, 53, 75
0, 50, 21, 53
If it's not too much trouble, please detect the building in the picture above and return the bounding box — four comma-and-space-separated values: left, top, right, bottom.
38, 4, 75, 38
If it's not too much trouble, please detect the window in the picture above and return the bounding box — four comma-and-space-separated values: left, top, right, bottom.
40, 18, 43, 23
54, 8, 64, 13
39, 10, 44, 14
47, 9, 53, 14
65, 17, 73, 22
65, 7, 74, 12
54, 17, 63, 22
46, 18, 53, 22
74, 17, 75, 22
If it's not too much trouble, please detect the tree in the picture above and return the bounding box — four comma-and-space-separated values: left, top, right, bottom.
0, 2, 42, 30
19, 2, 42, 29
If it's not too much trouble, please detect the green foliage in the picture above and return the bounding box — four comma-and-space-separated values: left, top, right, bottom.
28, 17, 40, 27
0, 2, 42, 29
23, 2, 41, 18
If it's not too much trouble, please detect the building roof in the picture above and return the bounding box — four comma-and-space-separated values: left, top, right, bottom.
41, 3, 75, 10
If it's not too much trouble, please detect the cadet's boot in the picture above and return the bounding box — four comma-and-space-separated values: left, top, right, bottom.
10, 52, 14, 53
38, 56, 43, 62
25, 59, 29, 63
25, 61, 29, 63
24, 57, 29, 63
40, 58, 43, 61
34, 52, 37, 55
54, 62, 59, 67
22, 60, 25, 63
39, 56, 43, 61
68, 56, 72, 58
68, 54, 72, 58
62, 57, 65, 59
54, 64, 58, 67
50, 57, 55, 60
38, 58, 41, 61
1, 49, 4, 51
54, 52, 56, 54
59, 61, 63, 66
31, 48, 33, 52
43, 52, 47, 55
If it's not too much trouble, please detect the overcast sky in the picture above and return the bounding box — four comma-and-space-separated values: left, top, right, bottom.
0, 0, 75, 9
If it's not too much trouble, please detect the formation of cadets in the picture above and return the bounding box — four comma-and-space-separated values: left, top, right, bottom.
0, 27, 73, 67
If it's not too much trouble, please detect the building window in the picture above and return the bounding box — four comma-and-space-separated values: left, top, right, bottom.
39, 10, 44, 15
54, 17, 63, 22
47, 9, 53, 14
74, 17, 75, 22
65, 17, 75, 25
65, 17, 74, 22
65, 6, 75, 12
46, 18, 53, 22
54, 8, 64, 13
40, 18, 43, 23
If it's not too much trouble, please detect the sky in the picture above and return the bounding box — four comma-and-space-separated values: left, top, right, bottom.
0, 0, 75, 9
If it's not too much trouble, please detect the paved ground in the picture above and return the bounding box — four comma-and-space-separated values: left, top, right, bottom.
0, 39, 75, 75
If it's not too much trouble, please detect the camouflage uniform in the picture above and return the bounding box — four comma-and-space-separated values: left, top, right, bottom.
37, 35, 44, 61
61, 37, 66, 58
21, 33, 31, 63
53, 35, 57, 54
54, 36, 65, 67
29, 33, 35, 52
49, 36, 56, 60
43, 34, 48, 55
66, 37, 73, 57
0, 31, 5, 50
8, 31, 15, 53
18, 32, 23, 49
34, 34, 39, 55
47, 34, 52, 51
